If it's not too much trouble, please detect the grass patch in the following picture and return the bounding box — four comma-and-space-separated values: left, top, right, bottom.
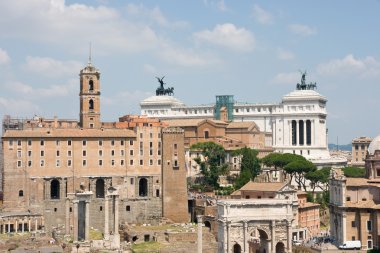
131, 241, 163, 253
90, 229, 103, 240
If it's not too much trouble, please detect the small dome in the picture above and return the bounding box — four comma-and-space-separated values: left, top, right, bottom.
368, 135, 380, 155
282, 89, 326, 102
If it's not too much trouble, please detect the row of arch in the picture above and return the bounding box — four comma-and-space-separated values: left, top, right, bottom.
232, 240, 285, 253
48, 178, 149, 199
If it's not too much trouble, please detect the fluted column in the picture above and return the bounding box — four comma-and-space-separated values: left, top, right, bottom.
296, 121, 299, 146
73, 200, 79, 241
271, 220, 276, 253
85, 200, 90, 241
287, 221, 292, 253
104, 196, 110, 239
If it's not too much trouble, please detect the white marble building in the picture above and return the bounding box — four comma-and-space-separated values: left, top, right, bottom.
140, 76, 346, 167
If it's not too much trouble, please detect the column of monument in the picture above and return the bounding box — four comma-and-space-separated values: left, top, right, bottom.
197, 215, 203, 253
104, 196, 109, 239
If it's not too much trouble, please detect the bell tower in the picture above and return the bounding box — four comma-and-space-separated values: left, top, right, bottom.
79, 52, 101, 128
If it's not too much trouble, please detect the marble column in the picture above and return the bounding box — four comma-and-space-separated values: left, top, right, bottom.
8, 219, 10, 233
73, 200, 79, 241
312, 120, 315, 146
114, 196, 119, 235
85, 200, 90, 241
223, 222, 228, 252
243, 221, 248, 253
227, 222, 231, 253
286, 221, 292, 253
15, 220, 18, 233
197, 215, 203, 253
296, 121, 299, 146
104, 196, 110, 240
303, 120, 306, 146
21, 218, 24, 233
28, 219, 31, 232
35, 219, 38, 231
65, 198, 70, 235
271, 220, 276, 253
267, 239, 271, 253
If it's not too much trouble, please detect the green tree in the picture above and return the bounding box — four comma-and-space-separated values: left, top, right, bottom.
342, 167, 365, 178
232, 147, 261, 189
191, 142, 229, 189
284, 159, 316, 191
305, 167, 331, 196
261, 153, 305, 180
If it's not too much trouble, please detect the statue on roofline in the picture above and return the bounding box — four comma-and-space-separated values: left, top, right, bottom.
296, 70, 317, 90
155, 76, 174, 96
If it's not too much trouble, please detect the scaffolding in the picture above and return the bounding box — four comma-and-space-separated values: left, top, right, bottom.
214, 95, 234, 121
2, 115, 24, 134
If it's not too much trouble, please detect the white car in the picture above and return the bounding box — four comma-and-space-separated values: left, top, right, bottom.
293, 240, 302, 246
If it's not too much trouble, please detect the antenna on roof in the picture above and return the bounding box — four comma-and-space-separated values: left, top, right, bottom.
88, 42, 92, 66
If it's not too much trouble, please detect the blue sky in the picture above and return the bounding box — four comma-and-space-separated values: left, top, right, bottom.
0, 0, 380, 144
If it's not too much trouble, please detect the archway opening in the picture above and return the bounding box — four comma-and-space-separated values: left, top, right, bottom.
139, 178, 148, 197
276, 242, 285, 253
51, 179, 60, 199
204, 221, 211, 231
233, 243, 242, 253
249, 229, 269, 253
89, 80, 94, 91
96, 179, 105, 198
89, 99, 94, 110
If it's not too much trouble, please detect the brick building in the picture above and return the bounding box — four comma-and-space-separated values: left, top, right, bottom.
351, 136, 372, 167
0, 59, 188, 242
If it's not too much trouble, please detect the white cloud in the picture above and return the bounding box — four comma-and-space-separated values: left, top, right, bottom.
288, 24, 316, 36
277, 48, 295, 60
317, 54, 380, 78
143, 64, 157, 75
4, 79, 76, 98
23, 56, 82, 78
271, 72, 300, 85
194, 23, 255, 52
0, 48, 10, 64
157, 45, 221, 67
252, 5, 273, 25
0, 97, 40, 116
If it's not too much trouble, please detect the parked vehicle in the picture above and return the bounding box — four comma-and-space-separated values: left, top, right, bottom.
293, 240, 302, 246
339, 240, 361, 250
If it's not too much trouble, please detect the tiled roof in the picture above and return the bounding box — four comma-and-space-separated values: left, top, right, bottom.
164, 119, 228, 127
226, 122, 257, 129
3, 128, 136, 138
240, 181, 286, 192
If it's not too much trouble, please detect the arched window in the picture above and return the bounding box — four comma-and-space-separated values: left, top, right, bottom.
89, 99, 94, 110
89, 80, 94, 91
204, 130, 209, 139
18, 190, 24, 197
51, 179, 60, 199
139, 178, 148, 197
96, 179, 105, 198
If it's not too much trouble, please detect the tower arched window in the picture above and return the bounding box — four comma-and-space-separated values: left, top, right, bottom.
96, 179, 105, 198
18, 190, 24, 197
89, 99, 94, 110
89, 80, 94, 91
51, 179, 60, 199
139, 178, 148, 197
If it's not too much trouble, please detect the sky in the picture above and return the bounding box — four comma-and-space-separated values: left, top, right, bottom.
0, 0, 380, 145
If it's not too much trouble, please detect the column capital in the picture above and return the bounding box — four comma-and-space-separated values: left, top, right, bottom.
196, 215, 203, 223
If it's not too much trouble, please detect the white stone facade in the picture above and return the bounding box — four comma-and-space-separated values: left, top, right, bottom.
140, 86, 343, 166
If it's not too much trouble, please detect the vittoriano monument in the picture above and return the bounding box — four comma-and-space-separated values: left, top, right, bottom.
296, 71, 317, 90
155, 76, 174, 96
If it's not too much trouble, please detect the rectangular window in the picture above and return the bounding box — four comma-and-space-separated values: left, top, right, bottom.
99, 150, 103, 156
174, 143, 177, 150
173, 159, 178, 167
121, 160, 124, 166
121, 140, 124, 146
120, 150, 125, 156
28, 161, 32, 167
111, 160, 115, 166
99, 160, 103, 166
140, 159, 143, 165
158, 159, 161, 165
40, 140, 44, 146
56, 150, 60, 157
40, 150, 45, 157
17, 140, 22, 146
9, 140, 13, 147
130, 150, 134, 156
28, 140, 32, 146
351, 221, 356, 227
150, 159, 153, 165
130, 140, 133, 146
68, 150, 72, 157
158, 142, 161, 155
130, 178, 134, 184
130, 159, 134, 165
111, 150, 115, 156
40, 160, 45, 167
111, 140, 115, 146
56, 160, 60, 167
68, 160, 72, 167
139, 142, 143, 155
17, 150, 22, 158
150, 133, 153, 138
367, 220, 372, 231
82, 160, 87, 166
158, 133, 161, 139
68, 140, 72, 146
56, 140, 60, 146
98, 140, 103, 146
17, 160, 22, 167
82, 140, 87, 146
140, 133, 143, 138
83, 150, 87, 157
